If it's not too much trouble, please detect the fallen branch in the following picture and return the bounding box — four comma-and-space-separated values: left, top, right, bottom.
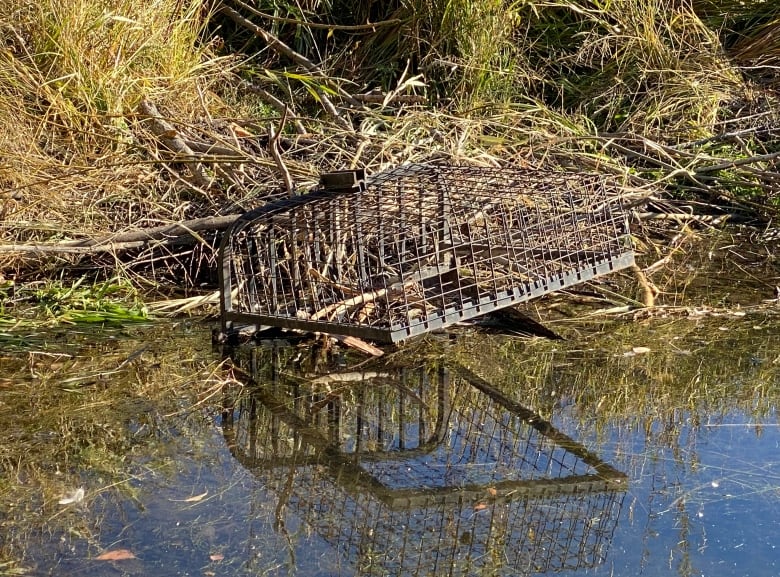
0, 241, 149, 254
310, 281, 415, 321
693, 149, 780, 174
308, 268, 362, 296
0, 214, 243, 254
634, 212, 737, 224
332, 335, 384, 357
219, 2, 357, 129
138, 99, 211, 188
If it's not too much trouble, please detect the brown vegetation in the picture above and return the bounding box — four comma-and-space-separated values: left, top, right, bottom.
1, 0, 779, 307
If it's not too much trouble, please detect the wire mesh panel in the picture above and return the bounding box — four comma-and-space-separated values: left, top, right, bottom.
219, 164, 635, 342
222, 345, 627, 576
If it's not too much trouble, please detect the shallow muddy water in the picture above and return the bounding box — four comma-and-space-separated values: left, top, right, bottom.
1, 235, 779, 577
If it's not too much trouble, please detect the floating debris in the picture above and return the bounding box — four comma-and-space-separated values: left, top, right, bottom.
58, 487, 85, 505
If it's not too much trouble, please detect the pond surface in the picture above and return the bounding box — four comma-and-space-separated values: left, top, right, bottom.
1, 313, 778, 577
1, 237, 779, 577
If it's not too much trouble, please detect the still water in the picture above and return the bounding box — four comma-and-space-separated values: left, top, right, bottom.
1, 307, 778, 576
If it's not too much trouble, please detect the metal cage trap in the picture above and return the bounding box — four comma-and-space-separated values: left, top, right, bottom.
222, 346, 627, 576
219, 164, 635, 342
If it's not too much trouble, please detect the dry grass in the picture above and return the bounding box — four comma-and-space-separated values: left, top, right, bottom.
1, 0, 779, 303
0, 0, 227, 237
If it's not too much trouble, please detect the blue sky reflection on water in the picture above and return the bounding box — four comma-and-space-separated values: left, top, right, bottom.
594, 412, 780, 577
131, 398, 779, 577
211, 326, 780, 577
169, 340, 780, 577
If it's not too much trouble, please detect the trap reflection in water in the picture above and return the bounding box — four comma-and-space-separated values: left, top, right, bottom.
222, 344, 627, 576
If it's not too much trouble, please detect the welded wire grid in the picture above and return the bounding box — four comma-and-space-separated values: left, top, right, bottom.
223, 349, 451, 465
254, 461, 624, 576
221, 164, 634, 341
357, 377, 593, 490
223, 350, 627, 576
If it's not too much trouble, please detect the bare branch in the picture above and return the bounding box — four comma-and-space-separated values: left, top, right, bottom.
269, 107, 295, 196
218, 2, 361, 128
137, 99, 211, 188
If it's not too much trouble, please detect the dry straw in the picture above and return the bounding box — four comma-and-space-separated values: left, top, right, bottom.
1, 0, 778, 302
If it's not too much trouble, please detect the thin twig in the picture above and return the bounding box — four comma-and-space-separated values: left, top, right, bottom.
634, 212, 737, 224
310, 282, 414, 321
269, 107, 295, 196
693, 150, 780, 174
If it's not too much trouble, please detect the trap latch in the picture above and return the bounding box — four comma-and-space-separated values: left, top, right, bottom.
319, 169, 366, 193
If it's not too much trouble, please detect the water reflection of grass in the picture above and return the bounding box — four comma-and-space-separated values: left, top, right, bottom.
0, 323, 222, 572
449, 315, 779, 423
440, 315, 780, 577
442, 315, 780, 526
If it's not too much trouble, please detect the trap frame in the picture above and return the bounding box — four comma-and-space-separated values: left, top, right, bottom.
219, 164, 634, 342
222, 345, 627, 576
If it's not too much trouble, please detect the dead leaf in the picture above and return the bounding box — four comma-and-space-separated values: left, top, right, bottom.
95, 549, 136, 561
632, 346, 651, 354
209, 553, 225, 561
474, 502, 488, 511
170, 490, 208, 503
184, 491, 208, 502
486, 487, 497, 497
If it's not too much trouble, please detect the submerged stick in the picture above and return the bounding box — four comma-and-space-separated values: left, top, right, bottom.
630, 263, 656, 307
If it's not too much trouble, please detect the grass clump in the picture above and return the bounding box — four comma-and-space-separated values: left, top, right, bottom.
32, 277, 149, 325
1, 277, 148, 329
245, 0, 765, 134
0, 0, 225, 241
